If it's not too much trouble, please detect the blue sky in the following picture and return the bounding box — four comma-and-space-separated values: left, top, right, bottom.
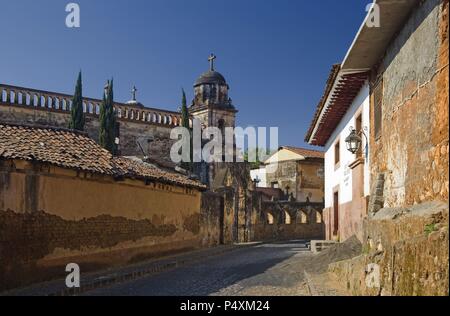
0, 0, 367, 149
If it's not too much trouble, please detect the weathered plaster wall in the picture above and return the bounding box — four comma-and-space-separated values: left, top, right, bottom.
266, 160, 297, 196
328, 0, 449, 296
266, 159, 324, 203
329, 201, 449, 296
0, 103, 176, 161
200, 191, 224, 247
0, 159, 203, 291
297, 160, 325, 203
370, 0, 449, 207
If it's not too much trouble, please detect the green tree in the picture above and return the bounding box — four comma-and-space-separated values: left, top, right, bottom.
244, 147, 275, 169
181, 89, 189, 130
181, 89, 192, 171
68, 71, 85, 131
99, 79, 117, 154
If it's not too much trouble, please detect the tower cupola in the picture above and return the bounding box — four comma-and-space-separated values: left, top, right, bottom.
192, 54, 234, 109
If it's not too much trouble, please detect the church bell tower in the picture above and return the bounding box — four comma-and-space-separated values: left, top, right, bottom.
190, 54, 237, 131
190, 54, 238, 186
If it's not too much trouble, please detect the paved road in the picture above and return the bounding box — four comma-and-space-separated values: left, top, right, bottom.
84, 241, 314, 296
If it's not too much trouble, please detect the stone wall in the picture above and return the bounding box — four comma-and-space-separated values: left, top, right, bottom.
0, 103, 176, 162
207, 162, 325, 244
0, 159, 205, 291
297, 160, 325, 203
200, 191, 224, 247
265, 159, 324, 203
328, 201, 449, 296
369, 0, 449, 207
329, 0, 450, 296
253, 201, 325, 241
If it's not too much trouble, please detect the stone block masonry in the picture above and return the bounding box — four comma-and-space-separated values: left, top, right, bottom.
252, 201, 325, 242
328, 201, 449, 296
369, 0, 449, 208
200, 192, 224, 247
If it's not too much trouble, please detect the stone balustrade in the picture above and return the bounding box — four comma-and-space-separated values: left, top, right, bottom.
0, 84, 182, 127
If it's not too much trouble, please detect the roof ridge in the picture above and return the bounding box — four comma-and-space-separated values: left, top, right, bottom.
0, 120, 89, 137
281, 145, 324, 153
304, 64, 341, 144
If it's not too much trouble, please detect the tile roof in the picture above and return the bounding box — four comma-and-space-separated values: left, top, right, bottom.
113, 157, 206, 189
304, 64, 341, 144
0, 123, 206, 190
280, 146, 324, 159
304, 64, 368, 146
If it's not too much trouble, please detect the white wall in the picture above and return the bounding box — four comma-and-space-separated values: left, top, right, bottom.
324, 83, 370, 208
250, 167, 267, 188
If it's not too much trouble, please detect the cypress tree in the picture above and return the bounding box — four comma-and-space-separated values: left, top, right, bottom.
69, 71, 85, 131
181, 89, 192, 171
99, 79, 117, 154
181, 89, 189, 130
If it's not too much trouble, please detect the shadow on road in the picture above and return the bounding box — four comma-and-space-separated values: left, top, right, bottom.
85, 241, 311, 296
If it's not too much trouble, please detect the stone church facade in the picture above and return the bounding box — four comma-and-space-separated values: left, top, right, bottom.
0, 55, 237, 187
0, 56, 325, 249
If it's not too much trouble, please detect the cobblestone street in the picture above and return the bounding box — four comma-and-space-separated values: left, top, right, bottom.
84, 241, 336, 296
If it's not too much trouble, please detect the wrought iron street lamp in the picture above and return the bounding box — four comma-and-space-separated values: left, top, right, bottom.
345, 127, 368, 155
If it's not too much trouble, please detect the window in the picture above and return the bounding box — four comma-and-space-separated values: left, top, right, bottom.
271, 182, 279, 189
284, 211, 292, 225
298, 210, 308, 224
267, 213, 275, 225
316, 211, 323, 224
373, 78, 383, 139
335, 140, 340, 165
317, 168, 324, 178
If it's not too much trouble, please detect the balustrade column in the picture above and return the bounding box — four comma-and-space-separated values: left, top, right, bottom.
21, 92, 27, 105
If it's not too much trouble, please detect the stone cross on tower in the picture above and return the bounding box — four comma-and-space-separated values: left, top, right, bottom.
208, 53, 217, 71
131, 86, 137, 101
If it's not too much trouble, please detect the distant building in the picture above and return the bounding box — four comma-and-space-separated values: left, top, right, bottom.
250, 167, 267, 188
262, 146, 324, 203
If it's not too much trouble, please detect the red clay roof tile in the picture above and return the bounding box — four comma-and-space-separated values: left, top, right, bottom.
0, 123, 206, 190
